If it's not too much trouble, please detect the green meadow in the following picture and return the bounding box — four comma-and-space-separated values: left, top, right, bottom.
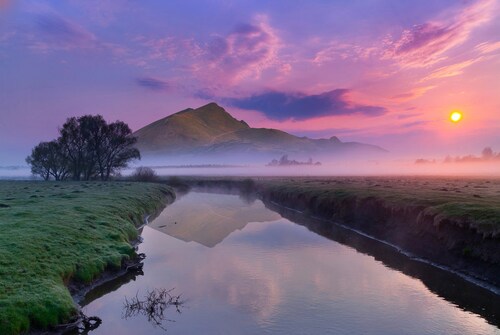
0, 181, 173, 335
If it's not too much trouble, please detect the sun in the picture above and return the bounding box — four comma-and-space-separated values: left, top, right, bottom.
450, 111, 463, 123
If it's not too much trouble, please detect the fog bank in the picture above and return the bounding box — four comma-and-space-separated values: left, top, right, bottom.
128, 159, 500, 177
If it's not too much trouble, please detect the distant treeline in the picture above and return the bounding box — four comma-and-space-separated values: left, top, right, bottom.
416, 147, 500, 165
26, 115, 139, 181
267, 155, 321, 167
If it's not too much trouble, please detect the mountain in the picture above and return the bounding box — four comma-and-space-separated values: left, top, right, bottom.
134, 102, 386, 164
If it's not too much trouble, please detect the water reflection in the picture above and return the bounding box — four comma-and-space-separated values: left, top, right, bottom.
265, 201, 500, 326
81, 192, 500, 335
149, 192, 280, 247
82, 268, 144, 307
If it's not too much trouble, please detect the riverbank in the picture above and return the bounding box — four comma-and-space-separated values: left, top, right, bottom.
0, 181, 175, 335
169, 176, 500, 289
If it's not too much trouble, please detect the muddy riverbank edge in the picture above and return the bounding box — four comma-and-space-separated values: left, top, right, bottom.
173, 177, 500, 290
29, 185, 175, 335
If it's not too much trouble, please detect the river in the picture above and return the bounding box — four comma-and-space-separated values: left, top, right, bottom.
80, 191, 500, 334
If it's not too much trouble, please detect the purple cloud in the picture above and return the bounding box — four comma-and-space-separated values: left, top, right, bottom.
384, 21, 463, 67
226, 89, 387, 121
135, 77, 169, 91
32, 13, 96, 50
131, 15, 281, 85
401, 120, 429, 128
203, 16, 280, 82
383, 0, 494, 67
393, 23, 451, 54
206, 36, 229, 60
397, 112, 422, 120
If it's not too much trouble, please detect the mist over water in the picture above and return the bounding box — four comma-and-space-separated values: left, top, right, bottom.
4, 160, 500, 180
128, 157, 500, 177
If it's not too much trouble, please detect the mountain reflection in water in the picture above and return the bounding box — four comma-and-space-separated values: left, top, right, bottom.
149, 192, 281, 247
80, 192, 500, 335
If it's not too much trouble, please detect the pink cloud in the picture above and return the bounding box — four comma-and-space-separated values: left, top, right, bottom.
391, 86, 436, 102
420, 58, 483, 81
135, 35, 203, 63
133, 36, 174, 62
312, 42, 377, 66
475, 41, 500, 54
201, 15, 281, 82
132, 15, 282, 86
383, 0, 495, 67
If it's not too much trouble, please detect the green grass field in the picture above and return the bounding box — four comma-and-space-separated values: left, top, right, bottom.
0, 181, 173, 335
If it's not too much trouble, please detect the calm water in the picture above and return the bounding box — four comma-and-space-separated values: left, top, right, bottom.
81, 192, 500, 335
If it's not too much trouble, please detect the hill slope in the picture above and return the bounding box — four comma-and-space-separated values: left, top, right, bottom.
134, 103, 386, 163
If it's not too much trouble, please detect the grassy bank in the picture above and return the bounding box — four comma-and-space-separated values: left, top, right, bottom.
259, 177, 500, 238
0, 181, 174, 335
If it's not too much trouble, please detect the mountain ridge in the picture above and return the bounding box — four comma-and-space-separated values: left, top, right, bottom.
134, 102, 386, 163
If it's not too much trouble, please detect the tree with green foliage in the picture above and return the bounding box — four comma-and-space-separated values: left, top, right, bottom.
59, 115, 99, 180
98, 120, 140, 180
27, 115, 140, 181
26, 140, 69, 180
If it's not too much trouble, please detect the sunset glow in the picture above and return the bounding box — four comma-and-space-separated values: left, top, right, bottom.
1, 3, 500, 333
0, 0, 499, 164
450, 111, 463, 123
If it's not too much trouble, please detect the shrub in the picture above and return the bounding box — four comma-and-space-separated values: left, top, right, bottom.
130, 167, 159, 182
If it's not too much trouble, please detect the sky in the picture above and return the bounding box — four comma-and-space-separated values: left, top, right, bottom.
1, 0, 499, 165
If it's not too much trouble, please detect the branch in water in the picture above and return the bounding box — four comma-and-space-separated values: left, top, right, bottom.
123, 288, 184, 330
